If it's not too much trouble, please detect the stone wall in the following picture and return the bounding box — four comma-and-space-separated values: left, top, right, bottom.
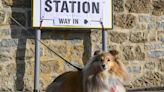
0, 0, 164, 91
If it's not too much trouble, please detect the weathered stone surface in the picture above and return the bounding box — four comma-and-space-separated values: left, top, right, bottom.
147, 31, 156, 42
109, 31, 128, 43
134, 46, 145, 60
129, 32, 147, 43
0, 65, 3, 72
2, 0, 13, 6
11, 12, 26, 26
69, 45, 84, 57
158, 31, 164, 42
122, 46, 135, 60
127, 66, 141, 73
136, 24, 147, 30
15, 48, 34, 61
144, 62, 155, 70
114, 14, 136, 29
113, 0, 124, 12
122, 46, 145, 60
0, 29, 11, 38
20, 29, 35, 39
158, 22, 164, 30
139, 15, 156, 23
10, 29, 22, 38
40, 59, 64, 74
152, 0, 164, 16
144, 43, 164, 50
148, 51, 164, 58
130, 72, 164, 88
67, 33, 84, 44
6, 63, 16, 75
3, 0, 31, 8
0, 39, 18, 47
147, 23, 158, 30
0, 10, 5, 25
125, 0, 151, 13
42, 45, 68, 58
0, 53, 12, 61
158, 59, 164, 72
0, 47, 14, 63
159, 16, 164, 21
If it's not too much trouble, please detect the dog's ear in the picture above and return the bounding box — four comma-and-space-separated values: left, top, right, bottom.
94, 50, 102, 55
109, 50, 118, 56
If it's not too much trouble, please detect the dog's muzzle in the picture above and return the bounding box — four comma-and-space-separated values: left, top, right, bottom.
101, 64, 106, 70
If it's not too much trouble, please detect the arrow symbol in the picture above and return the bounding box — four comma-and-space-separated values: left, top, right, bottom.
84, 19, 88, 24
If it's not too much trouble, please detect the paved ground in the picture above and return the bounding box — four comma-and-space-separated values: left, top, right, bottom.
127, 87, 164, 92
127, 90, 164, 92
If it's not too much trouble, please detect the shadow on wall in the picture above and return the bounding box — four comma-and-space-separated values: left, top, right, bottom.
10, 1, 92, 91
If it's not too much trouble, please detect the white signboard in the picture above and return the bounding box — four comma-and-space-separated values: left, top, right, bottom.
33, 0, 113, 29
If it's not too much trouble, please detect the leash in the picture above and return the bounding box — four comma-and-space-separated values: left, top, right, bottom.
10, 16, 82, 71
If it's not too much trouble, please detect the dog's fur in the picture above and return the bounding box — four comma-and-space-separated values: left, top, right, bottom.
46, 50, 127, 92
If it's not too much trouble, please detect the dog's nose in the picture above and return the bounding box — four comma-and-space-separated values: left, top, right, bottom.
102, 64, 106, 69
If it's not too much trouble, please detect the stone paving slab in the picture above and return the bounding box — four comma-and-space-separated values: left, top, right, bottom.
127, 90, 164, 92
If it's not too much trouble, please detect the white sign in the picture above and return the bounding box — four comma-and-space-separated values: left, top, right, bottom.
33, 0, 113, 29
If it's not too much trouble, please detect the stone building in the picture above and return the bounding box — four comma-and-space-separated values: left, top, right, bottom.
0, 0, 164, 91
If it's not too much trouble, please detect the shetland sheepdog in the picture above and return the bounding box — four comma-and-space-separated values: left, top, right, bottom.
46, 50, 128, 92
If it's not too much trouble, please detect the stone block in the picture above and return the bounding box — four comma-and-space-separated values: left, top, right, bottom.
144, 43, 164, 50
147, 31, 156, 42
0, 29, 11, 38
158, 59, 164, 72
130, 72, 164, 88
109, 31, 128, 43
20, 29, 35, 39
0, 48, 14, 62
122, 46, 135, 60
127, 66, 141, 73
16, 48, 33, 61
41, 59, 65, 74
159, 16, 164, 21
42, 45, 68, 58
158, 22, 164, 30
0, 65, 3, 72
2, 0, 13, 7
148, 51, 164, 58
69, 45, 84, 57
0, 54, 12, 62
11, 12, 26, 26
139, 15, 156, 23
0, 39, 18, 47
6, 63, 16, 75
129, 32, 147, 43
147, 23, 158, 30
134, 46, 145, 60
10, 28, 21, 38
3, 0, 31, 8
136, 24, 147, 30
113, 0, 124, 12
157, 31, 164, 42
125, 0, 151, 13
152, 0, 164, 16
0, 10, 5, 25
114, 14, 136, 29
144, 62, 155, 70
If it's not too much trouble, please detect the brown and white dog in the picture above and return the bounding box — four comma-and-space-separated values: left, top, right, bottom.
46, 50, 128, 92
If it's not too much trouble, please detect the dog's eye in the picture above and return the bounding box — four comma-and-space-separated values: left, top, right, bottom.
107, 59, 110, 62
